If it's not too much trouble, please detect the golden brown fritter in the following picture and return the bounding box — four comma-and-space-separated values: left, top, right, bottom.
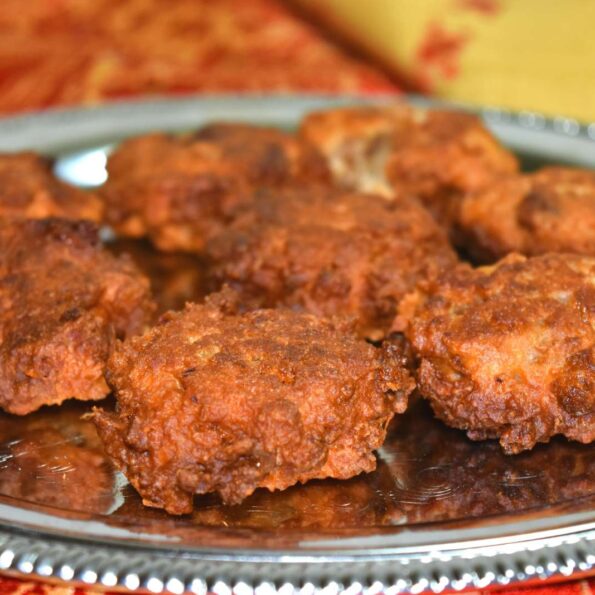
93, 290, 414, 515
299, 105, 518, 226
299, 104, 415, 196
386, 110, 518, 224
0, 218, 155, 415
458, 167, 595, 263
0, 152, 103, 222
206, 186, 458, 340
101, 124, 329, 252
394, 253, 595, 454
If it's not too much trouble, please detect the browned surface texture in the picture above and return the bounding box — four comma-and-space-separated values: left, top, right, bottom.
458, 167, 595, 263
101, 124, 329, 252
93, 289, 414, 514
0, 152, 103, 222
299, 105, 517, 229
0, 218, 155, 415
395, 253, 595, 454
206, 186, 457, 340
299, 104, 416, 196
386, 110, 518, 226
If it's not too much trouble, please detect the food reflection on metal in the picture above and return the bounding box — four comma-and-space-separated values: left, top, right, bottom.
0, 403, 116, 513
182, 401, 594, 530
0, 399, 591, 531
0, 238, 590, 530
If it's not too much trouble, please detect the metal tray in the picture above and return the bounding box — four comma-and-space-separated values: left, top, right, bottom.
0, 95, 592, 594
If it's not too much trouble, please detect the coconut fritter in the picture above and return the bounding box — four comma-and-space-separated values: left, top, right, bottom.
386, 110, 518, 224
458, 167, 595, 263
299, 104, 415, 196
101, 124, 329, 252
394, 253, 595, 454
0, 152, 103, 222
93, 290, 414, 515
299, 105, 518, 225
206, 187, 458, 340
0, 218, 154, 415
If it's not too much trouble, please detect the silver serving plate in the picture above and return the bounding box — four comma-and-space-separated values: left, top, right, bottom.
0, 95, 592, 594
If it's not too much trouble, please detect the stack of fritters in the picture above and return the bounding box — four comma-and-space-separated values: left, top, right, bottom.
206, 186, 457, 340
1, 104, 593, 517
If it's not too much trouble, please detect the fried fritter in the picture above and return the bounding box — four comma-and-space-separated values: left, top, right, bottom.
458, 167, 595, 263
206, 186, 458, 340
299, 105, 518, 226
93, 290, 414, 514
0, 218, 155, 415
101, 124, 329, 252
299, 104, 415, 196
0, 152, 103, 222
394, 253, 595, 454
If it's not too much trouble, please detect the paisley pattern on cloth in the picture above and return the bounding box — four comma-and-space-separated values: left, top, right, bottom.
0, 0, 398, 115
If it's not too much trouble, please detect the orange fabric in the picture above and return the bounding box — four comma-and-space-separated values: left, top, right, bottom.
0, 0, 398, 115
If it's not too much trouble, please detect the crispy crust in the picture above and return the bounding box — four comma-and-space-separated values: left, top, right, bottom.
101, 124, 329, 252
299, 104, 415, 196
395, 253, 595, 453
0, 218, 155, 414
93, 290, 414, 514
386, 110, 518, 225
458, 167, 595, 262
0, 152, 103, 222
299, 106, 517, 227
205, 186, 458, 340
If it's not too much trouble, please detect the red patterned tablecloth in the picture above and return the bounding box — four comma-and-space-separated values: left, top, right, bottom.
0, 0, 397, 114
0, 1, 591, 593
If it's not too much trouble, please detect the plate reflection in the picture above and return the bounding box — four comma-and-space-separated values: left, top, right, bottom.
0, 240, 591, 536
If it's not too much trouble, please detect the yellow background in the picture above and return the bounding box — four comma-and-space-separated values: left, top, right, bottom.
295, 0, 595, 122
